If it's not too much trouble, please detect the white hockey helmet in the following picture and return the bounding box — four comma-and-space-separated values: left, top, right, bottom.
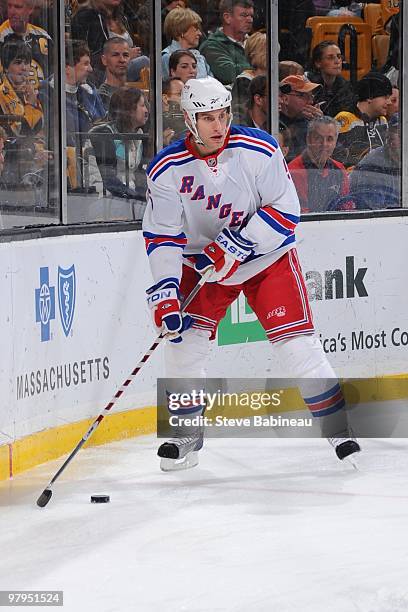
181, 77, 232, 144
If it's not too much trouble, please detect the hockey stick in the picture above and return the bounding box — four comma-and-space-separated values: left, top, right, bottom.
36, 268, 212, 507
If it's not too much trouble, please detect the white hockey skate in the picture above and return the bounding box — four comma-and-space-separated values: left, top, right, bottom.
158, 435, 203, 471
328, 437, 361, 461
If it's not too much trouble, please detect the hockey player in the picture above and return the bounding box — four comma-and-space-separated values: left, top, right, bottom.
143, 77, 360, 471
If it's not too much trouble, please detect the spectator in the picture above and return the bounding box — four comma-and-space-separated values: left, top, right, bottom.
279, 60, 304, 80
349, 112, 400, 209
161, 0, 187, 48
0, 40, 42, 137
0, 0, 52, 87
199, 0, 254, 86
98, 37, 130, 111
279, 74, 322, 161
39, 40, 105, 189
40, 40, 105, 143
306, 40, 354, 117
240, 73, 267, 129
89, 86, 148, 199
289, 115, 350, 213
168, 49, 197, 82
162, 7, 212, 80
385, 86, 399, 120
334, 71, 392, 169
71, 0, 145, 86
162, 77, 185, 144
0, 40, 45, 184
231, 30, 266, 124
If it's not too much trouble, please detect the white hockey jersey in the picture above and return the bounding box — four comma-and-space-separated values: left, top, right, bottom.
142, 125, 300, 286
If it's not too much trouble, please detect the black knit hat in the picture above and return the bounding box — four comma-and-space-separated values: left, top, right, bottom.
356, 72, 392, 102
1, 40, 31, 70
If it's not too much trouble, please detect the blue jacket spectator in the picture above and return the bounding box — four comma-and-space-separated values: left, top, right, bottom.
39, 40, 105, 148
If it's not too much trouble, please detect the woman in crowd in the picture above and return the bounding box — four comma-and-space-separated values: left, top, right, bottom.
231, 31, 267, 125
89, 86, 148, 199
168, 49, 197, 82
162, 7, 212, 80
306, 40, 354, 117
71, 0, 146, 85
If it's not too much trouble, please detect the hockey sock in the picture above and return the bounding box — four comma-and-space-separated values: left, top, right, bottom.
274, 335, 350, 437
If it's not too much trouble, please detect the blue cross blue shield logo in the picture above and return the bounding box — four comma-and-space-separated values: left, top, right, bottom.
58, 265, 76, 337
35, 267, 56, 342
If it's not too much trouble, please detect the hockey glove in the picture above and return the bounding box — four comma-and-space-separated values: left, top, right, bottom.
146, 278, 193, 343
195, 228, 254, 282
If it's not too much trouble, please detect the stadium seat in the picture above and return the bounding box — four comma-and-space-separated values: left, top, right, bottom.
306, 15, 363, 30
306, 15, 363, 52
311, 22, 372, 80
363, 3, 384, 34
372, 33, 391, 69
127, 67, 150, 94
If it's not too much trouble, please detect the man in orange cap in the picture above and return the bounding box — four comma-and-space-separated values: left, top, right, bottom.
279, 74, 323, 161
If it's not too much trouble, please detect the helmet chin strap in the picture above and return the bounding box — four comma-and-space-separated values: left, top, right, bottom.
184, 116, 204, 145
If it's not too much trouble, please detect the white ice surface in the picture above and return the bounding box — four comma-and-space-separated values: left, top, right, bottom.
1, 436, 408, 612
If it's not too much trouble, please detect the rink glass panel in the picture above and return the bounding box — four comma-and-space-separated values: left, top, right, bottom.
276, 0, 402, 214
0, 0, 405, 232
0, 0, 60, 229
63, 0, 155, 223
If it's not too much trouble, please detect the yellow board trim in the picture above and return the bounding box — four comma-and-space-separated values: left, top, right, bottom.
1, 406, 156, 480
0, 444, 10, 480
2, 375, 408, 481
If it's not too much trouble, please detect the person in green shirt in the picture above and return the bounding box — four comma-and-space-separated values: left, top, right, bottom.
199, 0, 254, 86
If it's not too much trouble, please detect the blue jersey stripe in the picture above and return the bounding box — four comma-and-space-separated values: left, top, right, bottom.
258, 208, 294, 236
227, 141, 274, 158
230, 125, 279, 149
143, 231, 186, 240
146, 138, 187, 174
150, 156, 195, 182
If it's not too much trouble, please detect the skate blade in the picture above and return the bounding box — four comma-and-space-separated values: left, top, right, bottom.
160, 451, 199, 472
344, 454, 359, 470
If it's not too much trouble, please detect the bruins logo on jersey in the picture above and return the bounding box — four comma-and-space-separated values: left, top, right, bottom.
335, 111, 363, 133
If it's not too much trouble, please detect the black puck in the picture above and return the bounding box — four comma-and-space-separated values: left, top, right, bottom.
90, 494, 110, 503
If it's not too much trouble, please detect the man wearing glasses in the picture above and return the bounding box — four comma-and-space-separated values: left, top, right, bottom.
279, 74, 323, 162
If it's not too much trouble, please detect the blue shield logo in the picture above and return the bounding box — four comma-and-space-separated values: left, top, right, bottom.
35, 267, 56, 342
58, 265, 76, 337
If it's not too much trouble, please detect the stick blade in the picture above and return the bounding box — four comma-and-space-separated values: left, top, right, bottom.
36, 488, 53, 507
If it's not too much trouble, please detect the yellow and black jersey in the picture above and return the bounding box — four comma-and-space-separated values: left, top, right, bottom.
0, 20, 51, 89
0, 73, 43, 136
334, 109, 388, 169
